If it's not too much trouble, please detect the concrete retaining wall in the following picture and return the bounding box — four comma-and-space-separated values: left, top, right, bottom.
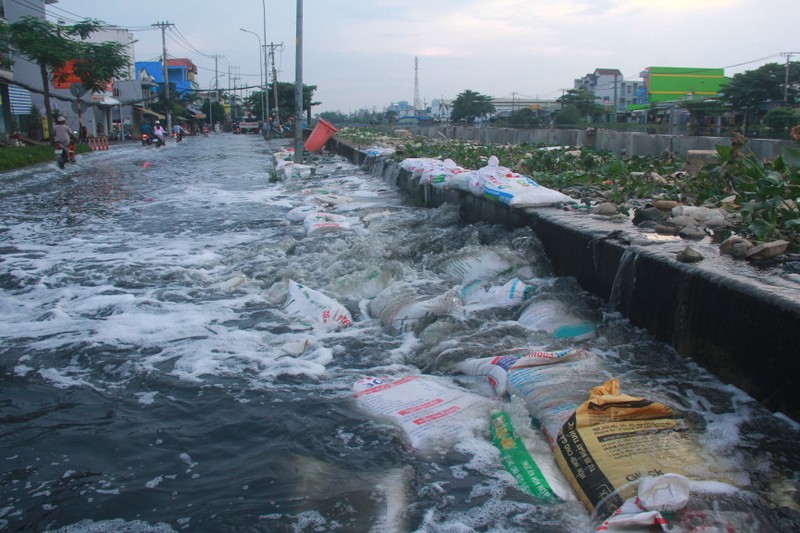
327, 137, 800, 421
407, 125, 794, 160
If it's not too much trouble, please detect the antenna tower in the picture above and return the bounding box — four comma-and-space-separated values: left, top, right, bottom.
414, 56, 420, 116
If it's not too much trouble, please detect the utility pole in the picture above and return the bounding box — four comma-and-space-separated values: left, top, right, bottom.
212, 54, 224, 130
782, 52, 799, 104
266, 42, 284, 121
228, 65, 232, 121
293, 0, 303, 163
152, 21, 174, 131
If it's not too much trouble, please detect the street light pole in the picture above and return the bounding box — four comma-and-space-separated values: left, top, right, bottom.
239, 28, 265, 124
268, 0, 278, 122
293, 0, 303, 163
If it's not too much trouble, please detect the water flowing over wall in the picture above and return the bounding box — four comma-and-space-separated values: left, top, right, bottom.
327, 136, 800, 422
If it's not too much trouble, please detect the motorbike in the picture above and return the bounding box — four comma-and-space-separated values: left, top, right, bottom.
173, 131, 183, 143
141, 133, 151, 146
54, 139, 76, 169
153, 135, 165, 148
142, 133, 164, 148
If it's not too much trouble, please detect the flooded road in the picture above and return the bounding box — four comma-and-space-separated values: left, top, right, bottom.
1, 133, 798, 532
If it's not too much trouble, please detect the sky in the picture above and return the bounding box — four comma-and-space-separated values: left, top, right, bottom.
44, 0, 800, 114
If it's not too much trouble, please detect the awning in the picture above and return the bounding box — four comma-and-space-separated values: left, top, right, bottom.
186, 106, 206, 119
134, 106, 166, 120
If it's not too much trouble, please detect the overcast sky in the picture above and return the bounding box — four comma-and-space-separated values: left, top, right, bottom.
49, 0, 800, 113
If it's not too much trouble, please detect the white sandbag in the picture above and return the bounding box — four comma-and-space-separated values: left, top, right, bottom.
284, 280, 353, 330
368, 282, 462, 333
286, 204, 325, 222
517, 299, 596, 340
400, 157, 442, 181
455, 348, 583, 397
460, 277, 534, 309
483, 174, 573, 207
366, 146, 395, 158
314, 193, 353, 206
281, 162, 314, 179
455, 355, 519, 396
333, 267, 400, 300
446, 169, 476, 193
303, 212, 355, 236
506, 348, 604, 448
353, 374, 495, 451
470, 155, 506, 197
399, 157, 434, 173
433, 246, 525, 285
419, 159, 469, 189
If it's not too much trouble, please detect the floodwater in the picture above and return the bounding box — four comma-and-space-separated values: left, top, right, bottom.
1, 133, 798, 532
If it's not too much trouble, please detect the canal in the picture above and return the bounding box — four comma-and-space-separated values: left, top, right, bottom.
1, 133, 798, 532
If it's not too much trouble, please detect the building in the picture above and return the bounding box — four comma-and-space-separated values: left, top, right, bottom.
491, 97, 560, 116
642, 66, 728, 104
135, 58, 200, 102
430, 99, 452, 121
575, 68, 624, 112
1, 0, 58, 142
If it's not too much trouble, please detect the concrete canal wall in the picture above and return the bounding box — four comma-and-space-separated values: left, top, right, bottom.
324, 136, 800, 422
405, 125, 794, 161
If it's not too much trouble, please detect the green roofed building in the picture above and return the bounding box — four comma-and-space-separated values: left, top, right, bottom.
643, 66, 728, 104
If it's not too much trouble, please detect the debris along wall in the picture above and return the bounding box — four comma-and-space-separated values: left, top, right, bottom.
330, 137, 800, 422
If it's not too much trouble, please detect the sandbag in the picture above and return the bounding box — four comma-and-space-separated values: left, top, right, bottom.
460, 277, 535, 309
277, 160, 314, 179
283, 280, 353, 330
490, 411, 563, 502
455, 348, 584, 398
368, 282, 462, 333
353, 374, 494, 451
286, 204, 325, 222
303, 212, 356, 236
333, 267, 400, 300
433, 246, 527, 285
506, 348, 605, 448
517, 298, 596, 340
483, 174, 574, 207
552, 379, 710, 521
418, 159, 468, 189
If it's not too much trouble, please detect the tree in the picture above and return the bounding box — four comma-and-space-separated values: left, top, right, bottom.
0, 16, 130, 140
557, 89, 602, 121
246, 82, 318, 124
451, 89, 495, 123
719, 61, 800, 133
200, 98, 225, 124
763, 108, 798, 135
553, 104, 580, 125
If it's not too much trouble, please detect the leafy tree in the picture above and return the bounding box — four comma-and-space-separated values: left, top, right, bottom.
763, 108, 798, 134
0, 16, 130, 139
451, 89, 495, 123
557, 89, 602, 121
553, 104, 580, 125
719, 61, 800, 133
245, 83, 318, 124
318, 111, 348, 124
200, 98, 226, 124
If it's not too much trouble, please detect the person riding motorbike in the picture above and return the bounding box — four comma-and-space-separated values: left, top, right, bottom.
53, 116, 76, 164
172, 123, 185, 142
153, 121, 166, 145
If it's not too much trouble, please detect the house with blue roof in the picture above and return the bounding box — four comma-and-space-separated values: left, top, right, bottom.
135, 58, 199, 101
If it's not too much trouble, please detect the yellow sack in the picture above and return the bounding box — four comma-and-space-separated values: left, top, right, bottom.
553, 379, 704, 520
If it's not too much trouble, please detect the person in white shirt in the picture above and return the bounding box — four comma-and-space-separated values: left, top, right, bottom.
153, 121, 166, 142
